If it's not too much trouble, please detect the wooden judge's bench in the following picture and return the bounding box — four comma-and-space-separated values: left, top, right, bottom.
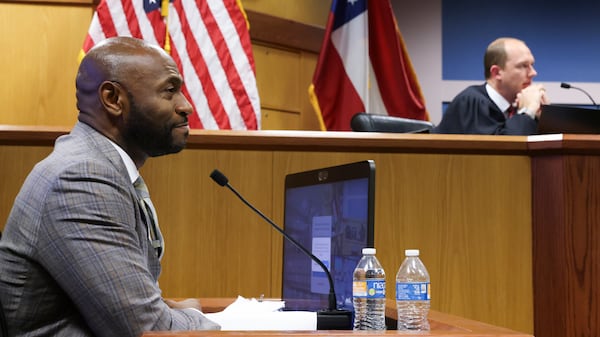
141, 298, 532, 337
2, 127, 600, 337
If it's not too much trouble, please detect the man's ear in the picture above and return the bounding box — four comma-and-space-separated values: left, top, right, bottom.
490, 64, 502, 79
99, 81, 127, 117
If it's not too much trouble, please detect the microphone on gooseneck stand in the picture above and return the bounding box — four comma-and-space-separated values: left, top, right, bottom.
209, 169, 353, 330
560, 82, 599, 109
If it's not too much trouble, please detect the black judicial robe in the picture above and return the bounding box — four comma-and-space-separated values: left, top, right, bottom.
434, 84, 538, 135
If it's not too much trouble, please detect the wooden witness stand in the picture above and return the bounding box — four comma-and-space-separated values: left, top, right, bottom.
141, 298, 532, 336
3, 127, 600, 336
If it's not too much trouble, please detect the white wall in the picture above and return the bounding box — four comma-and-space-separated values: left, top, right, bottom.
392, 0, 443, 124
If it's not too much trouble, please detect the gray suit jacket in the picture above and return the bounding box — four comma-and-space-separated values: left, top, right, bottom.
0, 122, 219, 336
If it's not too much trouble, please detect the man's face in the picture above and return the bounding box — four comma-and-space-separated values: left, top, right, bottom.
122, 53, 193, 157
499, 41, 537, 99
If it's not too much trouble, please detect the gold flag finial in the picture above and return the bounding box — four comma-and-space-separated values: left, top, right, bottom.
161, 0, 171, 53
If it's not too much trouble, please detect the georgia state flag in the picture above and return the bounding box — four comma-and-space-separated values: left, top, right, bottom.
309, 0, 429, 131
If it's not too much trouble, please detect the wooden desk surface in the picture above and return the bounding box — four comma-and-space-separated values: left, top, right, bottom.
141, 298, 531, 337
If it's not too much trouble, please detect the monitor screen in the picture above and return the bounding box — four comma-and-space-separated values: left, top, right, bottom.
281, 160, 375, 312
538, 104, 600, 134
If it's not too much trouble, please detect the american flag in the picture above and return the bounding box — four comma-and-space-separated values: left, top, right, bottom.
81, 0, 261, 130
309, 0, 428, 131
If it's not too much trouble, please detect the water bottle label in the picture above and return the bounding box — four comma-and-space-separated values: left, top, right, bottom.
396, 282, 430, 301
353, 279, 385, 298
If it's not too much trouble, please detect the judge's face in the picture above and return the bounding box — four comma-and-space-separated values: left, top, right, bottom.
498, 40, 537, 100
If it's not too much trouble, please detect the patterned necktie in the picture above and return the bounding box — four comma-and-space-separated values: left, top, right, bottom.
133, 176, 164, 259
506, 105, 516, 118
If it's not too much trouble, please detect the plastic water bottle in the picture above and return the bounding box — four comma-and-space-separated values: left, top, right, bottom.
352, 247, 386, 330
396, 249, 430, 330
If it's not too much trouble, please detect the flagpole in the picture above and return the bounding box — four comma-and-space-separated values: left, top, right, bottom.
161, 0, 171, 54
364, 3, 370, 114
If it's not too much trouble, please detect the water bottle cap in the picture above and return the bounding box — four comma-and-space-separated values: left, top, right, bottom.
405, 249, 420, 256
362, 248, 376, 255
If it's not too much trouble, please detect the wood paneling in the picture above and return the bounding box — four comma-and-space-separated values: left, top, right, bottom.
253, 45, 301, 113
271, 151, 533, 333
0, 2, 91, 126
139, 147, 533, 331
253, 44, 320, 130
261, 108, 301, 130
246, 9, 324, 54
140, 150, 275, 298
0, 146, 54, 228
0, 131, 535, 333
0, 2, 325, 130
242, 0, 329, 28
532, 155, 600, 337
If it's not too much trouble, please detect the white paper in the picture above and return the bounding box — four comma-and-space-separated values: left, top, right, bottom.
205, 296, 317, 331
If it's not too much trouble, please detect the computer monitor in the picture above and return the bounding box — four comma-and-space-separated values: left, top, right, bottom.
538, 104, 600, 134
281, 160, 375, 312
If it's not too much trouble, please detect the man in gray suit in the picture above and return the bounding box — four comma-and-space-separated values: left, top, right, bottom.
0, 37, 220, 336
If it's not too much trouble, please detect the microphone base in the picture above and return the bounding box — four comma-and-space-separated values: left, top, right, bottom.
316, 309, 353, 330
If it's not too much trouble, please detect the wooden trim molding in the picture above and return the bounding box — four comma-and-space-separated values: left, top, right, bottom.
245, 9, 324, 54
0, 125, 532, 153
5, 126, 600, 156
0, 2, 324, 53
0, 125, 69, 146
184, 130, 531, 154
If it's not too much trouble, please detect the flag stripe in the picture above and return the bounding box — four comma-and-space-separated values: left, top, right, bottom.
106, 0, 131, 36
96, 1, 118, 39
312, 41, 365, 130
81, 0, 260, 130
210, 0, 260, 115
224, 2, 255, 73
131, 0, 161, 44
310, 0, 428, 131
194, 1, 242, 129
169, 45, 205, 129
174, 1, 232, 129
205, 0, 258, 129
368, 0, 426, 120
331, 11, 368, 106
122, 0, 143, 37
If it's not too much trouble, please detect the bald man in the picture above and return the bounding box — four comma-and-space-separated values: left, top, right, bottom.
0, 37, 220, 336
434, 37, 549, 135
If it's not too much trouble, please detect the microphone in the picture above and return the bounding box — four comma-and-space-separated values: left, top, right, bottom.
560, 82, 599, 108
210, 169, 353, 330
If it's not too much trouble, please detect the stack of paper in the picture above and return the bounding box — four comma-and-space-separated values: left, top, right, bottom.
204, 296, 317, 331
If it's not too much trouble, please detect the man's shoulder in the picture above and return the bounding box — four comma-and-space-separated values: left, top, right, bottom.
448, 84, 495, 109
455, 83, 488, 99
29, 124, 126, 189
53, 123, 121, 165
56, 122, 107, 149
